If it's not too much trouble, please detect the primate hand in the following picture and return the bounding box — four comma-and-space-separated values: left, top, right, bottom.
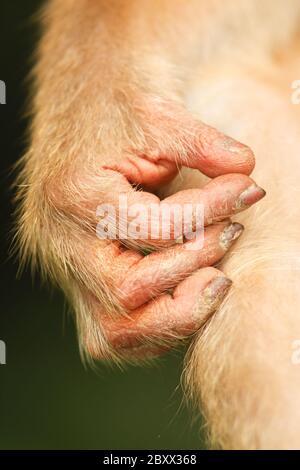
18, 89, 265, 362
16, 0, 266, 363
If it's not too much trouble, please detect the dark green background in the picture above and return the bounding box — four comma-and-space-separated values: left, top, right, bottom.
0, 0, 204, 450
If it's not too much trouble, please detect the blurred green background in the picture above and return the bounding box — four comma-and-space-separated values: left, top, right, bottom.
0, 0, 205, 450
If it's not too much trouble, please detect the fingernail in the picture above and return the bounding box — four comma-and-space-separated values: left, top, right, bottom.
219, 223, 244, 250
203, 276, 232, 307
221, 137, 250, 155
236, 184, 266, 210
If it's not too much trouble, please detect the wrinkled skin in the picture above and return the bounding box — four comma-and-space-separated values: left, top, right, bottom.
16, 0, 300, 449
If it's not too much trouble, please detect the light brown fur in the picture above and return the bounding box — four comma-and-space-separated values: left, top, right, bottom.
16, 0, 300, 448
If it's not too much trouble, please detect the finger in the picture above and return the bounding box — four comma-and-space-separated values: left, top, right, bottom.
70, 218, 240, 318
95, 173, 264, 250
104, 155, 179, 190
107, 126, 255, 189
116, 222, 243, 310
163, 173, 266, 227
100, 268, 232, 351
57, 167, 265, 251
167, 121, 255, 178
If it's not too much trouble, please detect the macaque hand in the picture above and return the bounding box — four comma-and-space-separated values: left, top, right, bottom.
17, 93, 265, 364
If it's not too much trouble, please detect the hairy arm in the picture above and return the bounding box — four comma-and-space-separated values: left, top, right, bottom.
16, 0, 263, 363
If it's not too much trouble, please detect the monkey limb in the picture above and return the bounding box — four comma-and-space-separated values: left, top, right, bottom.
17, 0, 300, 453
15, 0, 266, 364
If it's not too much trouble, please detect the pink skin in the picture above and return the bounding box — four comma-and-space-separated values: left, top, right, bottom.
109, 119, 255, 189
86, 123, 266, 359
97, 172, 265, 250
116, 222, 241, 310
98, 268, 233, 354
